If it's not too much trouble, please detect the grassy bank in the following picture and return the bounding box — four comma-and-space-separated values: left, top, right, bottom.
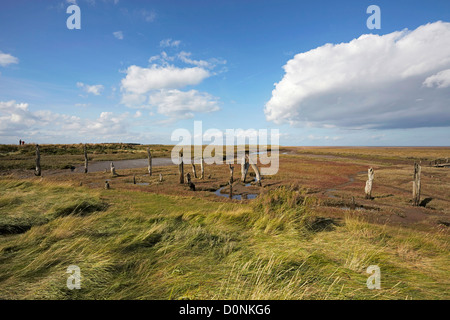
0, 178, 448, 299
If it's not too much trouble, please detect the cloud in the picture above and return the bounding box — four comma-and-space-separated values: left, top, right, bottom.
77, 82, 104, 96
0, 51, 19, 67
113, 31, 124, 40
141, 9, 156, 22
0, 100, 131, 141
148, 89, 220, 119
160, 38, 181, 48
423, 69, 450, 88
265, 21, 450, 129
121, 64, 210, 95
0, 101, 37, 133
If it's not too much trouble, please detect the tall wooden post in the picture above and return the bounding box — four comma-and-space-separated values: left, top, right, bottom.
179, 151, 184, 184
110, 162, 117, 176
200, 156, 205, 179
229, 164, 234, 199
192, 163, 197, 179
412, 162, 421, 206
248, 155, 261, 186
241, 155, 249, 182
147, 147, 152, 176
229, 164, 234, 183
34, 144, 41, 176
365, 168, 374, 199
84, 143, 88, 174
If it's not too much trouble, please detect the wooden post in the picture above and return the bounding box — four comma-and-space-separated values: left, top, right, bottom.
248, 155, 261, 186
186, 172, 191, 184
241, 155, 249, 182
229, 164, 234, 183
200, 156, 205, 179
159, 174, 163, 182
84, 143, 88, 174
147, 147, 152, 176
192, 163, 197, 179
133, 174, 136, 184
110, 162, 117, 176
365, 168, 374, 199
229, 163, 235, 199
179, 151, 184, 184
186, 172, 195, 191
412, 162, 421, 206
34, 144, 41, 176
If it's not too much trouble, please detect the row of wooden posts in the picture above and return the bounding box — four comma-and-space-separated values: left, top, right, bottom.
33, 144, 423, 205
364, 162, 422, 206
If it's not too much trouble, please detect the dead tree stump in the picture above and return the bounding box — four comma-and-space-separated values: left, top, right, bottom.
159, 174, 163, 182
412, 162, 421, 206
179, 151, 184, 184
34, 144, 41, 176
365, 168, 374, 199
147, 147, 152, 176
84, 143, 88, 174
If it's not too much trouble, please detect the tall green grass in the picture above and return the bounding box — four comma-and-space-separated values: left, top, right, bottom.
0, 178, 448, 299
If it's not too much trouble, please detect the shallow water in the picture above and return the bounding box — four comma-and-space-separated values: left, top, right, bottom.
214, 185, 257, 200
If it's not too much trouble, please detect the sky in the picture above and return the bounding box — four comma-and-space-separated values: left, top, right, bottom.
0, 0, 449, 146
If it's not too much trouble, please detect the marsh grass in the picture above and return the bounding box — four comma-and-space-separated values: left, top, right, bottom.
0, 178, 448, 299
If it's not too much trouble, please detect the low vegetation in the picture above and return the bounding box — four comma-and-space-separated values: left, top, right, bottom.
0, 178, 448, 299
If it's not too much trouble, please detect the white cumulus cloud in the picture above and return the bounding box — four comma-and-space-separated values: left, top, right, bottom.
121, 64, 210, 95
77, 82, 104, 96
148, 89, 220, 119
265, 21, 450, 129
0, 51, 19, 67
423, 69, 450, 88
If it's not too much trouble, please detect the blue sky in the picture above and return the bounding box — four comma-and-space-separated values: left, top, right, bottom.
0, 0, 449, 145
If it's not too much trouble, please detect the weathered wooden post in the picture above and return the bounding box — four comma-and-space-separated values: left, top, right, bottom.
84, 143, 88, 174
186, 172, 195, 191
412, 162, 421, 206
179, 151, 184, 184
200, 156, 205, 179
133, 174, 136, 184
229, 164, 234, 183
34, 144, 41, 176
365, 168, 374, 199
228, 163, 235, 199
241, 155, 249, 182
192, 163, 197, 179
110, 162, 117, 176
159, 174, 163, 182
248, 155, 262, 186
147, 147, 152, 176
